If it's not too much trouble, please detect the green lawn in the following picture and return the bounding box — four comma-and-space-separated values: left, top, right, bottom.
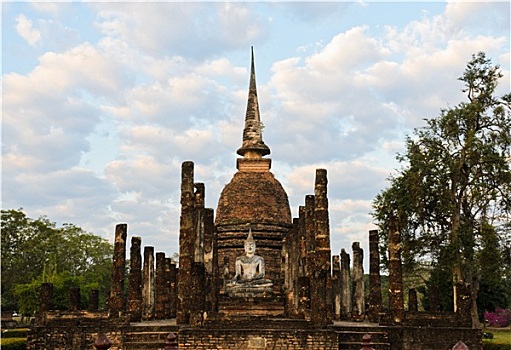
483, 327, 511, 349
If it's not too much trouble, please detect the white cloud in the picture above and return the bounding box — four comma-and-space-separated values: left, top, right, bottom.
16, 14, 41, 46
93, 3, 270, 59
3, 2, 509, 262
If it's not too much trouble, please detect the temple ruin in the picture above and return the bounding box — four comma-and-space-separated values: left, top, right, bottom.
27, 48, 482, 350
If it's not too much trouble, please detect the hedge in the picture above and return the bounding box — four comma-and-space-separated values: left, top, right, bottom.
483, 342, 511, 350
0, 338, 27, 350
1, 328, 28, 338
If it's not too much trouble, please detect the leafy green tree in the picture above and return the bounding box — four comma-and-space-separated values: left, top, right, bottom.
1, 209, 113, 313
373, 52, 511, 326
477, 222, 509, 317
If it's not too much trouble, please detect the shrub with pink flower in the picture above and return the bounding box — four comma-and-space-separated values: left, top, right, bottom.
484, 308, 511, 327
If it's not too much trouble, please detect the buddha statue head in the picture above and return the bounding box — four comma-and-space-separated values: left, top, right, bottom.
244, 228, 256, 257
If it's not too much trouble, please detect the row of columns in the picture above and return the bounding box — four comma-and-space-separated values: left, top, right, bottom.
177, 161, 218, 325
108, 224, 179, 321
283, 169, 333, 326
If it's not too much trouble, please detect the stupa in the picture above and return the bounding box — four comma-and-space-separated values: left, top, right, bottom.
215, 47, 292, 298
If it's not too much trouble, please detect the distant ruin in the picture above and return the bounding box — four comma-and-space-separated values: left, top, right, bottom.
27, 48, 481, 350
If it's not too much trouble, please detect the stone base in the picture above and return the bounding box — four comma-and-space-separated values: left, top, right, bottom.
218, 294, 285, 317
225, 284, 274, 298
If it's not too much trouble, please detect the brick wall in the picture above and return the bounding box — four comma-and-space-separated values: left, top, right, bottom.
178, 327, 338, 350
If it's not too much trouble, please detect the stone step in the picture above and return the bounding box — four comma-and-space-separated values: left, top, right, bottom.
337, 341, 391, 350
336, 328, 390, 350
124, 341, 167, 350
336, 330, 389, 343
124, 331, 171, 342
123, 323, 179, 350
203, 315, 313, 329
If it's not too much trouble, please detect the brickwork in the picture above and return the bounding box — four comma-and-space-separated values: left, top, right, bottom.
388, 216, 404, 323
178, 327, 339, 350
177, 161, 195, 324
368, 229, 382, 323
142, 246, 155, 320
340, 248, 351, 320
332, 255, 341, 320
26, 49, 484, 350
215, 166, 292, 272
352, 241, 365, 320
27, 311, 126, 350
109, 224, 127, 317
127, 236, 142, 322
310, 169, 332, 326
69, 287, 81, 311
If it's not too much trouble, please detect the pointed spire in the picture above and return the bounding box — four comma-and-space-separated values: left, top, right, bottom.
246, 227, 255, 244
237, 47, 271, 158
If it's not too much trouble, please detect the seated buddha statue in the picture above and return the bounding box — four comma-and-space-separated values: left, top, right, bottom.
225, 229, 273, 296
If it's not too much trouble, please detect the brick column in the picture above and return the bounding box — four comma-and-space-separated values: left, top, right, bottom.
165, 257, 172, 319
128, 236, 142, 321
155, 252, 166, 319
352, 242, 365, 320
69, 287, 80, 311
304, 195, 315, 276
368, 229, 382, 323
310, 169, 332, 326
340, 248, 351, 320
189, 182, 206, 325
38, 282, 53, 324
89, 289, 99, 311
194, 183, 205, 264
332, 255, 341, 320
388, 216, 404, 323
169, 260, 177, 318
177, 161, 195, 324
408, 288, 418, 312
203, 208, 218, 313
298, 206, 307, 278
429, 284, 440, 312
109, 223, 127, 316
142, 246, 155, 320
456, 283, 472, 327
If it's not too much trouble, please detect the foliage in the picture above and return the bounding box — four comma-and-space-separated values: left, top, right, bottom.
478, 222, 510, 317
485, 308, 511, 327
0, 337, 27, 350
1, 209, 113, 313
372, 52, 511, 317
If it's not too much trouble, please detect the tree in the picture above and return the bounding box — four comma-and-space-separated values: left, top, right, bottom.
477, 222, 509, 317
373, 52, 511, 327
1, 209, 114, 312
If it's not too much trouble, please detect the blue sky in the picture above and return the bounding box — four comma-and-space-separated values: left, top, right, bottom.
2, 1, 510, 265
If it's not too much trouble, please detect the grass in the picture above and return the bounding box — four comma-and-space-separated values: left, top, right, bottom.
1, 329, 28, 350
483, 327, 511, 350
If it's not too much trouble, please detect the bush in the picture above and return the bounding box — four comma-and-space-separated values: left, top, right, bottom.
485, 308, 511, 327
1, 328, 28, 338
0, 338, 27, 350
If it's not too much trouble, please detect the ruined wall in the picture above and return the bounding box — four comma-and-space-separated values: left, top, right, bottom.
178, 327, 338, 350
388, 326, 482, 350
26, 311, 126, 350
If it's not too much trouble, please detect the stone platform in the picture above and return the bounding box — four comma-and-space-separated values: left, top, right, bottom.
217, 294, 285, 317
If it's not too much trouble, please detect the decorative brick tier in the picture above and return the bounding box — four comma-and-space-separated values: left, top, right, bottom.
217, 295, 285, 317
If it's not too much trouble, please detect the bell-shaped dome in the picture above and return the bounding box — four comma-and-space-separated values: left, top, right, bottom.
215, 170, 291, 227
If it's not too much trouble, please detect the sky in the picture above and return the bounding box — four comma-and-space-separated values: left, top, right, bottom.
2, 1, 510, 265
